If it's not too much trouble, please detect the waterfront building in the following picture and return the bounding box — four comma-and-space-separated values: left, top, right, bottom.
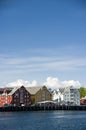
0, 85, 52, 106
63, 86, 80, 105
52, 86, 80, 106
0, 86, 31, 107
8, 86, 31, 106
0, 85, 80, 107
0, 88, 12, 106
80, 96, 86, 105
26, 86, 52, 104
52, 89, 64, 105
36, 100, 55, 107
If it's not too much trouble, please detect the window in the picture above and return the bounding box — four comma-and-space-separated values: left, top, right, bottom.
42, 90, 45, 101
14, 93, 19, 98
20, 89, 24, 103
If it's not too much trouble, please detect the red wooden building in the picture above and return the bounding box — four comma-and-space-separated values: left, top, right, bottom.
80, 97, 86, 105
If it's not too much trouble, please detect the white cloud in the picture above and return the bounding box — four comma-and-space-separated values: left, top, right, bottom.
6, 79, 38, 87
62, 80, 81, 88
44, 77, 61, 88
44, 77, 81, 89
6, 77, 81, 89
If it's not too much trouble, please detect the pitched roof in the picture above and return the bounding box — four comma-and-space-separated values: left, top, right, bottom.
7, 86, 49, 95
8, 86, 21, 95
52, 88, 65, 94
59, 88, 65, 93
26, 87, 42, 95
0, 87, 13, 94
8, 86, 43, 95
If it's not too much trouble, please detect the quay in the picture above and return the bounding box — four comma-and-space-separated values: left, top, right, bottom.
0, 105, 86, 112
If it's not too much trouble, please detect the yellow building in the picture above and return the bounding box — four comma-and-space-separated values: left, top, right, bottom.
26, 86, 52, 104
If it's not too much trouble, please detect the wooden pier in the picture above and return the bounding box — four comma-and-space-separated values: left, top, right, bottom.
0, 105, 86, 112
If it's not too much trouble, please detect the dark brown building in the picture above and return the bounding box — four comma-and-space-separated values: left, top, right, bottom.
8, 86, 31, 106
0, 85, 52, 107
0, 86, 31, 107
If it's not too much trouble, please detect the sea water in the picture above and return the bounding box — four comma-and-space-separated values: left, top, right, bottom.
0, 111, 86, 130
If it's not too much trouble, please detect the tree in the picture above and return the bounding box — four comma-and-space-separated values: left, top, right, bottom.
79, 87, 86, 98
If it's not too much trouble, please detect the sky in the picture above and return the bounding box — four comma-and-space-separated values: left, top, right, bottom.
0, 0, 86, 88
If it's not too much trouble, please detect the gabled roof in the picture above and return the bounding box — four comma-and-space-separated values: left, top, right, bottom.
59, 88, 65, 93
26, 86, 42, 95
8, 86, 22, 95
0, 88, 3, 94
0, 87, 13, 94
52, 88, 65, 94
8, 86, 43, 95
6, 85, 49, 95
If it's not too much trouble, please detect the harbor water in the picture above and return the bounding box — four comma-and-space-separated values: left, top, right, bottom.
0, 111, 86, 130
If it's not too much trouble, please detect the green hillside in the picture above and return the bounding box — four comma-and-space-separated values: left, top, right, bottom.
79, 87, 86, 98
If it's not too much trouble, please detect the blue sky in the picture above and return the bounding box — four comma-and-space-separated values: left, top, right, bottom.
0, 0, 86, 87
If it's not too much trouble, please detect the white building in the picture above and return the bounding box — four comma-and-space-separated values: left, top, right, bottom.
52, 89, 64, 105
52, 86, 80, 106
63, 86, 80, 105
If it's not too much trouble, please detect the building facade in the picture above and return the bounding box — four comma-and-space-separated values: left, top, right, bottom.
0, 88, 12, 106
0, 86, 52, 106
63, 86, 80, 105
52, 89, 64, 105
26, 86, 52, 104
8, 86, 31, 106
80, 96, 86, 105
52, 86, 80, 106
0, 86, 31, 107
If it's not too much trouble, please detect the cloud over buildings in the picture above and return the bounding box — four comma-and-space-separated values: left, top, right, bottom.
6, 77, 81, 89
44, 77, 81, 89
44, 77, 61, 88
6, 79, 37, 87
61, 80, 81, 88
